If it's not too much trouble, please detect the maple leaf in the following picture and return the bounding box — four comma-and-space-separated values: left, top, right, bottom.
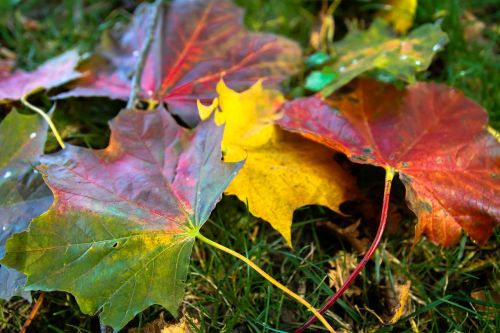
0, 110, 53, 300
1, 107, 242, 331
0, 50, 80, 101
199, 80, 356, 246
305, 19, 448, 95
59, 0, 301, 126
280, 79, 499, 246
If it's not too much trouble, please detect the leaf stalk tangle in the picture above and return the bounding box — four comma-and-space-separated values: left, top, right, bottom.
295, 166, 395, 333
195, 232, 335, 333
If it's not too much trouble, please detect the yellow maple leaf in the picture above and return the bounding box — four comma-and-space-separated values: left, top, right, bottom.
379, 0, 418, 34
199, 80, 356, 246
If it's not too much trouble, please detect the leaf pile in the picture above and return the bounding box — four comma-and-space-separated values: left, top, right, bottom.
0, 0, 498, 332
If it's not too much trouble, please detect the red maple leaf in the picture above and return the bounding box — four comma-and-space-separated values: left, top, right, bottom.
59, 0, 301, 126
280, 78, 499, 246
280, 78, 499, 332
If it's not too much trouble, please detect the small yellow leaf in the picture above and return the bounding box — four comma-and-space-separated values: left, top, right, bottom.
389, 280, 412, 324
208, 80, 356, 246
379, 0, 418, 33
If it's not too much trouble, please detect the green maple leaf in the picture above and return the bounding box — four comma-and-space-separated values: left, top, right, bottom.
305, 19, 448, 95
1, 107, 242, 331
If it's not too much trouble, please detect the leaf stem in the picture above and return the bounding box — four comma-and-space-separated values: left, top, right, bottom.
488, 126, 499, 142
295, 166, 395, 333
196, 232, 335, 333
127, 0, 163, 109
20, 292, 45, 333
21, 95, 65, 149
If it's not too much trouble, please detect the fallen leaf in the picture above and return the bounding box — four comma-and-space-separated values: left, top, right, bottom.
305, 19, 448, 95
0, 266, 30, 302
128, 312, 199, 333
378, 0, 418, 34
470, 289, 500, 319
200, 80, 355, 246
327, 251, 361, 297
389, 280, 412, 323
280, 79, 499, 246
318, 220, 370, 254
462, 11, 486, 44
0, 110, 53, 301
128, 312, 169, 333
16, 13, 41, 31
0, 50, 80, 101
161, 316, 199, 333
0, 59, 15, 78
60, 0, 301, 126
1, 107, 242, 331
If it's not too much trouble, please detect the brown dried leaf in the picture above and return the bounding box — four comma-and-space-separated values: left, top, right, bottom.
318, 220, 370, 254
327, 251, 362, 297
128, 313, 199, 333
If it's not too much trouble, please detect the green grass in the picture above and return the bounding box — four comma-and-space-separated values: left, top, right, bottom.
1, 0, 499, 332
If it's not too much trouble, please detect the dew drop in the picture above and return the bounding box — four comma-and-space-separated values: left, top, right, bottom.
147, 90, 154, 96
432, 44, 442, 52
30, 132, 37, 139
339, 66, 346, 73
400, 55, 408, 60
415, 60, 422, 66
133, 50, 139, 57
1, 226, 6, 231
351, 59, 358, 65
3, 171, 12, 179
